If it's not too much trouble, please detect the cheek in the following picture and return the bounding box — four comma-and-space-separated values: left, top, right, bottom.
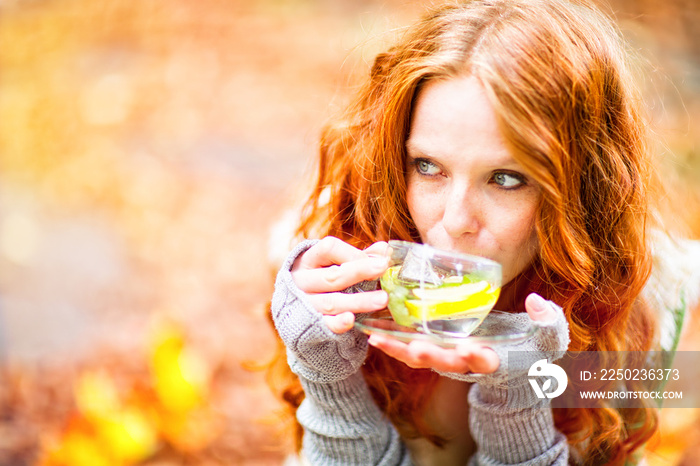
504, 207, 537, 246
406, 176, 432, 233
405, 178, 440, 237
498, 206, 539, 281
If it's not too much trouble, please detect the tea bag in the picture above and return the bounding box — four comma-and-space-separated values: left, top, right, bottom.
397, 247, 446, 286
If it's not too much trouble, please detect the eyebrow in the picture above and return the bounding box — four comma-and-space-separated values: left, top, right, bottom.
405, 139, 429, 157
405, 139, 520, 168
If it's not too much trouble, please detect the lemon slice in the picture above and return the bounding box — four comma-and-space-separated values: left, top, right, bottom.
412, 281, 489, 301
406, 281, 498, 320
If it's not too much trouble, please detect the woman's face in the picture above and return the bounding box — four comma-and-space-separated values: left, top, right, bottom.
405, 76, 541, 285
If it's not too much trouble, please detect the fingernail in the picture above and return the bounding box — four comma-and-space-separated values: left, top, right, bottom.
529, 293, 548, 313
325, 313, 353, 334
373, 292, 388, 307
371, 257, 388, 271
341, 312, 355, 325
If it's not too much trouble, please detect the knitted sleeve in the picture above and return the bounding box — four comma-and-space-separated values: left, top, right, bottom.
271, 240, 411, 465
439, 304, 571, 465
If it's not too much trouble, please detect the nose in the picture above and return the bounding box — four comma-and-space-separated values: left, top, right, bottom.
441, 181, 481, 238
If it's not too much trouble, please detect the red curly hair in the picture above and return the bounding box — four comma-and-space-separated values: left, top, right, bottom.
268, 0, 661, 463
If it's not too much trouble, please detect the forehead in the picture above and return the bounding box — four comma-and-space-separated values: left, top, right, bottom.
407, 76, 514, 164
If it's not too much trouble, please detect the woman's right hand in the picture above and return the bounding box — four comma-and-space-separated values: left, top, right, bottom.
291, 236, 389, 334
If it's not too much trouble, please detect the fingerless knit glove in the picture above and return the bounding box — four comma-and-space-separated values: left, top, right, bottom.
439, 302, 571, 465
271, 240, 411, 465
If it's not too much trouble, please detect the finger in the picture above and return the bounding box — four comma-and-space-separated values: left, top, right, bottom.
367, 333, 414, 362
403, 340, 472, 372
525, 293, 557, 324
525, 293, 570, 355
455, 344, 500, 374
294, 256, 388, 293
369, 335, 473, 373
364, 241, 390, 258
323, 312, 356, 334
294, 236, 366, 270
307, 289, 388, 315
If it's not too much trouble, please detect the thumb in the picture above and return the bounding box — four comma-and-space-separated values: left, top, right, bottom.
525, 293, 558, 324
364, 241, 390, 258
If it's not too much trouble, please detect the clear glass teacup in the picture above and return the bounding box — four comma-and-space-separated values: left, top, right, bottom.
380, 240, 502, 336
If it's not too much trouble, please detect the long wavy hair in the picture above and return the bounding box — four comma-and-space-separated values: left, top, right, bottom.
268, 0, 660, 463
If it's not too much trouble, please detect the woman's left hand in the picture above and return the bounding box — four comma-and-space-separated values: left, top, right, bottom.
368, 293, 558, 374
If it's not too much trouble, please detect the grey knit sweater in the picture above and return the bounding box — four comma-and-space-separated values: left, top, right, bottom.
272, 240, 570, 465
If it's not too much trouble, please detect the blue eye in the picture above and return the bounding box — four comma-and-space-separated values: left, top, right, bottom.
493, 171, 525, 188
415, 158, 441, 176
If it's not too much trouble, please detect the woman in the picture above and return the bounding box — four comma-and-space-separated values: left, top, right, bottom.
268, 0, 694, 464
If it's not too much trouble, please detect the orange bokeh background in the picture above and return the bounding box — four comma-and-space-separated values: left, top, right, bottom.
0, 0, 698, 464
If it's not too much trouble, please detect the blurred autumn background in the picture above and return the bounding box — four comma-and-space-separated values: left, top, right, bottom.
0, 0, 699, 465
